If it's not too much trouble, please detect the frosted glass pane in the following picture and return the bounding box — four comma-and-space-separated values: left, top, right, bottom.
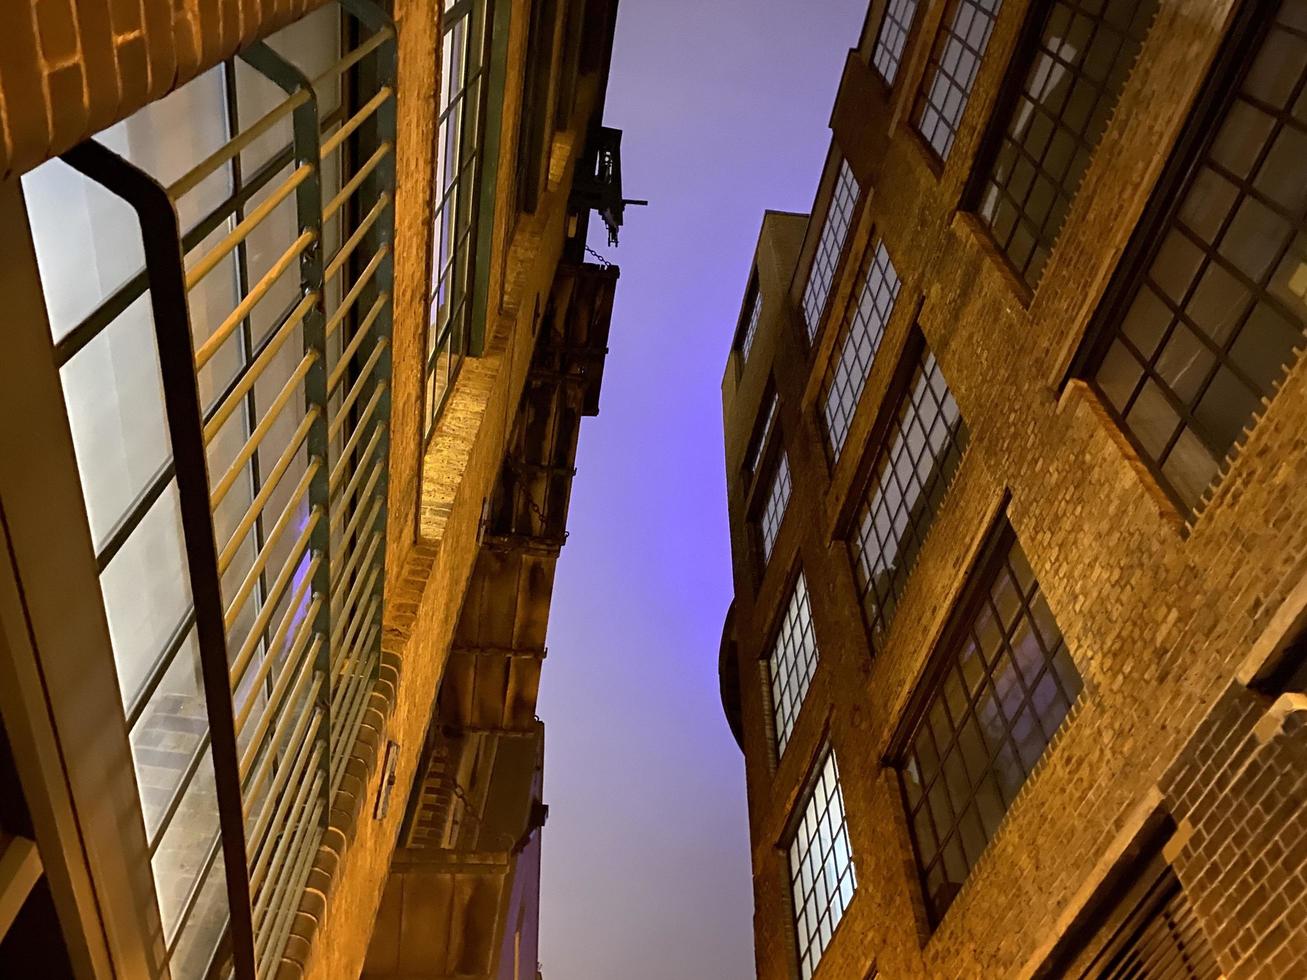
100, 482, 193, 705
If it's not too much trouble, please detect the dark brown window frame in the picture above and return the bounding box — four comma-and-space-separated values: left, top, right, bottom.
1066, 0, 1304, 518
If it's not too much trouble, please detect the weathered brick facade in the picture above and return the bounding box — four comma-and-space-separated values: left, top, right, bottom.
720, 1, 1307, 977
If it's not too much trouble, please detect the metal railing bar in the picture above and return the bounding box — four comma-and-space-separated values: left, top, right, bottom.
330, 625, 379, 788
330, 598, 377, 716
329, 413, 383, 499
186, 165, 314, 290
329, 524, 380, 618
243, 671, 320, 829
235, 591, 320, 744
225, 462, 318, 629
320, 87, 393, 161
126, 606, 198, 729
228, 513, 320, 693
169, 91, 311, 201
327, 294, 387, 395
324, 243, 389, 339
195, 231, 316, 372
259, 808, 320, 978
330, 459, 383, 541
323, 142, 391, 222
254, 792, 322, 973
330, 558, 379, 660
205, 292, 317, 445
145, 732, 214, 855
328, 362, 386, 456
211, 354, 317, 510
250, 757, 321, 905
323, 196, 390, 286
217, 411, 317, 575
313, 26, 395, 91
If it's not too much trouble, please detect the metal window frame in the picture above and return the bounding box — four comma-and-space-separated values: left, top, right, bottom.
911, 0, 1005, 163
765, 570, 821, 759
886, 518, 1082, 926
963, 0, 1159, 287
872, 0, 922, 87
5, 2, 398, 974
1066, 0, 1300, 517
800, 157, 862, 345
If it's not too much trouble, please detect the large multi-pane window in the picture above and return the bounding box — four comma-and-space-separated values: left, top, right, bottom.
789, 751, 857, 980
913, 0, 1003, 160
897, 527, 1081, 923
738, 281, 764, 363
820, 241, 902, 457
1081, 1, 1307, 512
18, 5, 393, 974
801, 159, 860, 342
970, 0, 1158, 285
872, 0, 921, 86
767, 574, 820, 756
849, 339, 966, 644
759, 452, 793, 563
425, 0, 492, 438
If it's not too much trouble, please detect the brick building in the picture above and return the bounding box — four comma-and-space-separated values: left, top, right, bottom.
719, 1, 1307, 978
0, 1, 627, 978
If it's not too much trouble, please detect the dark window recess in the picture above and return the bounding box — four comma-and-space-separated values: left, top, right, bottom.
873, 0, 922, 86
1073, 870, 1219, 978
849, 338, 966, 644
1079, 1, 1307, 512
969, 0, 1158, 285
516, 0, 560, 215
737, 276, 764, 363
913, 0, 1004, 161
896, 525, 1082, 923
744, 390, 778, 479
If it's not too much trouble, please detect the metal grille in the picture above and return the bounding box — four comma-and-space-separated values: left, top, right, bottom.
760, 452, 793, 563
873, 0, 922, 86
971, 0, 1157, 285
20, 3, 395, 975
1089, 875, 1220, 979
898, 529, 1081, 923
745, 392, 778, 477
849, 342, 966, 644
768, 574, 820, 757
789, 751, 856, 980
424, 0, 492, 438
820, 240, 902, 458
739, 286, 764, 363
801, 159, 860, 342
913, 0, 1004, 161
1084, 1, 1307, 512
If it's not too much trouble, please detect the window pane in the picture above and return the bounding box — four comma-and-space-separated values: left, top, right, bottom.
760, 452, 793, 562
973, 0, 1158, 285
789, 753, 857, 979
897, 531, 1082, 922
914, 0, 1004, 160
1087, 2, 1307, 511
873, 0, 921, 86
768, 574, 821, 755
849, 341, 967, 643
820, 241, 902, 457
801, 159, 860, 341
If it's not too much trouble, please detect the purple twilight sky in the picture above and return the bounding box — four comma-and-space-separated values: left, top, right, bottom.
536, 1, 868, 977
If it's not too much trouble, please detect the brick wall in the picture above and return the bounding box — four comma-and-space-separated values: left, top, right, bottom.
721, 0, 1307, 977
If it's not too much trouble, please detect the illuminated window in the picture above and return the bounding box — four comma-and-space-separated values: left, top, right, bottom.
425, 0, 493, 438
1080, 1, 1307, 511
897, 526, 1081, 922
913, 0, 1004, 160
873, 0, 921, 86
789, 752, 857, 979
802, 159, 860, 342
970, 0, 1158, 285
768, 574, 820, 756
820, 241, 902, 457
759, 452, 792, 563
849, 338, 966, 643
739, 282, 764, 363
